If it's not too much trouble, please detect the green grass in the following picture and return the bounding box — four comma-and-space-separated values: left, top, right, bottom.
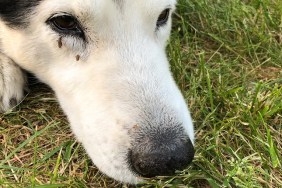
1, 0, 282, 187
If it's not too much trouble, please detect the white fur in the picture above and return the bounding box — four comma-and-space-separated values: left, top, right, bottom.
0, 0, 194, 184
0, 52, 25, 112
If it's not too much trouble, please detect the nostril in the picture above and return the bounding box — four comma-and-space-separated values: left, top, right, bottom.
129, 139, 194, 178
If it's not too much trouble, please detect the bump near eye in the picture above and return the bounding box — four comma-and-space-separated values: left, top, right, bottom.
157, 8, 170, 27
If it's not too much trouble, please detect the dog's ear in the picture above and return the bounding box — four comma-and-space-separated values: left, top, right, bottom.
0, 0, 42, 28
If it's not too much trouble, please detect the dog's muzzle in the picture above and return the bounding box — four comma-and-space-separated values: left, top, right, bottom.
128, 128, 194, 178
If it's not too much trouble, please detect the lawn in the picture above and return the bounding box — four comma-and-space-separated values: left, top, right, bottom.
1, 0, 281, 187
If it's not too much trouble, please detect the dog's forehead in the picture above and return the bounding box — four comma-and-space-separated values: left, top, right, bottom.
0, 0, 176, 28
39, 0, 177, 14
111, 0, 177, 8
31, 0, 177, 29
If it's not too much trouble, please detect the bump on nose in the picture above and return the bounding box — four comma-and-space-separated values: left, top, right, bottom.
129, 138, 194, 178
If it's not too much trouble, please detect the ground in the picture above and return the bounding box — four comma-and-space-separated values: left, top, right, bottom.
0, 0, 281, 187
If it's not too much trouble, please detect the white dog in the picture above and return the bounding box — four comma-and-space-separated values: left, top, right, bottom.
0, 0, 194, 184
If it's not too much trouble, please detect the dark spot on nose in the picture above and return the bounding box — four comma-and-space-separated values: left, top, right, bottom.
129, 138, 194, 178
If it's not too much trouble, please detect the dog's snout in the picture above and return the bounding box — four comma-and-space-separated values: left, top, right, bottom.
129, 138, 194, 178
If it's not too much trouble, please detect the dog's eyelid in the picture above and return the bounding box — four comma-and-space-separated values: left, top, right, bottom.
48, 12, 77, 20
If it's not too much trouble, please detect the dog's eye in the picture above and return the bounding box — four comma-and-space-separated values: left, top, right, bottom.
51, 15, 78, 30
157, 8, 170, 27
47, 14, 84, 38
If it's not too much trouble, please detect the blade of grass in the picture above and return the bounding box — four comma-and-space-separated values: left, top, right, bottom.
0, 122, 59, 166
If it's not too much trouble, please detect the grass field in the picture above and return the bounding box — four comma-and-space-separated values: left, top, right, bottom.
1, 0, 282, 187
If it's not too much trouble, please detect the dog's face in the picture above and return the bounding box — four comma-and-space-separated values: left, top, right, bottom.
0, 0, 194, 184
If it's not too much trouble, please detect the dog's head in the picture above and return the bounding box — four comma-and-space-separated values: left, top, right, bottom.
0, 0, 194, 183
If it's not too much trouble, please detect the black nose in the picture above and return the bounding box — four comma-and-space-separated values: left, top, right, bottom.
129, 138, 194, 178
